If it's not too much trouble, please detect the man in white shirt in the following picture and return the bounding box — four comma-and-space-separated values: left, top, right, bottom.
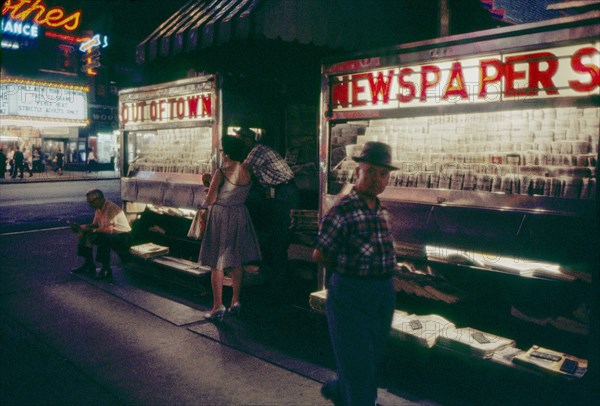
71, 189, 132, 281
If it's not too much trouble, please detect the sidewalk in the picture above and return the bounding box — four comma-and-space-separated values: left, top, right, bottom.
0, 169, 120, 184
1, 227, 419, 406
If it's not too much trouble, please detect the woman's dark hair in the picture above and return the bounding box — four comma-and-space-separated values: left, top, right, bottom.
222, 135, 246, 162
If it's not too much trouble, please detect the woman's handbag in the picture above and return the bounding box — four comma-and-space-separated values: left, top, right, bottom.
187, 208, 207, 240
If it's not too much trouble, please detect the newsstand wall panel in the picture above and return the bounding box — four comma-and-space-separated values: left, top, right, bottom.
318, 14, 599, 380
119, 75, 221, 260
319, 14, 599, 268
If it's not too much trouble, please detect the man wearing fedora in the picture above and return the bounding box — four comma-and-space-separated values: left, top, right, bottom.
235, 127, 300, 301
313, 141, 398, 406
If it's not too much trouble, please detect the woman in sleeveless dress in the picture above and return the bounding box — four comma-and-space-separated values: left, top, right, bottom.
199, 136, 261, 320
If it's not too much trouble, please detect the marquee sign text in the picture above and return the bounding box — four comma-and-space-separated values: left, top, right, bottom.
0, 80, 88, 121
331, 44, 599, 111
120, 93, 212, 126
2, 0, 82, 32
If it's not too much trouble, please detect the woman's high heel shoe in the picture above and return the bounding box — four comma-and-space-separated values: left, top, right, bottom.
229, 302, 241, 316
204, 305, 226, 321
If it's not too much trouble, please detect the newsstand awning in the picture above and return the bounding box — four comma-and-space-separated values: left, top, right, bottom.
136, 0, 435, 64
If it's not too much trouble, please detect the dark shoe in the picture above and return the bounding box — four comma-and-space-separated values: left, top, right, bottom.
228, 302, 242, 316
95, 268, 113, 281
71, 263, 95, 274
204, 305, 226, 322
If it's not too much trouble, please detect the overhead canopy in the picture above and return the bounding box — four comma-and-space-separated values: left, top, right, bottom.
136, 0, 437, 64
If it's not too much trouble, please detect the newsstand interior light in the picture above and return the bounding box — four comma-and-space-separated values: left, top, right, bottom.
425, 245, 561, 276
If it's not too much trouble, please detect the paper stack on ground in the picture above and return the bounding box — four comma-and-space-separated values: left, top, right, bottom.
513, 346, 587, 378
390, 312, 455, 348
130, 242, 169, 259
309, 289, 327, 313
436, 327, 516, 358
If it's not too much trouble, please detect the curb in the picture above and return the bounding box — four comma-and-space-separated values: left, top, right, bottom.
0, 172, 120, 184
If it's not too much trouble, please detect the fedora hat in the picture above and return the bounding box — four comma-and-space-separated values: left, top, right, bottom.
234, 127, 256, 140
352, 141, 398, 170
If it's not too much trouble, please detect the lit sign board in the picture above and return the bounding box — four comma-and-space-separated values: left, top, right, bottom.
119, 77, 216, 129
121, 93, 212, 126
2, 0, 82, 32
79, 33, 108, 52
0, 79, 88, 122
1, 17, 38, 38
330, 44, 600, 112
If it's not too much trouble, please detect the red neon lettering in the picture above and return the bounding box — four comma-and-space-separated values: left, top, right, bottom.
176, 98, 185, 119
201, 95, 211, 117
442, 62, 468, 100
121, 104, 128, 125
397, 68, 416, 103
352, 73, 369, 107
368, 70, 394, 104
527, 52, 559, 95
159, 99, 166, 120
479, 59, 503, 98
332, 77, 350, 108
420, 65, 441, 101
504, 55, 528, 97
569, 47, 600, 92
187, 96, 200, 117
3, 0, 82, 32
149, 101, 157, 121
167, 97, 177, 120
131, 101, 145, 122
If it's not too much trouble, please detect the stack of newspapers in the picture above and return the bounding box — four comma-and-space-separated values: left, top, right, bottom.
130, 242, 169, 259
513, 346, 587, 378
390, 312, 455, 348
437, 327, 516, 359
309, 289, 327, 313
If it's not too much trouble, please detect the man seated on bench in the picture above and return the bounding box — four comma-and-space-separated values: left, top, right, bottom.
70, 189, 132, 281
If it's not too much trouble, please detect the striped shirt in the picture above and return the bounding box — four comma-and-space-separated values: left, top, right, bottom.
316, 189, 396, 278
244, 144, 294, 187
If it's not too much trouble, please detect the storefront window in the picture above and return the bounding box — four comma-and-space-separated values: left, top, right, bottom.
126, 127, 212, 175
329, 106, 598, 200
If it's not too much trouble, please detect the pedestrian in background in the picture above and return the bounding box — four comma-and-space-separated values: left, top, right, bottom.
0, 148, 6, 179
87, 149, 97, 172
11, 146, 27, 179
313, 142, 398, 406
199, 136, 261, 321
55, 148, 65, 175
235, 127, 299, 302
7, 148, 15, 178
23, 148, 34, 177
70, 189, 132, 281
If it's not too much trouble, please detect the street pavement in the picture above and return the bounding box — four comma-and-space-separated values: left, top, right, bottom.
0, 226, 424, 405
1, 176, 596, 405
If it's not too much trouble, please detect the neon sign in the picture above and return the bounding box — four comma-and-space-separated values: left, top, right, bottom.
79, 34, 105, 52
120, 93, 213, 125
1, 17, 38, 38
44, 30, 85, 43
330, 43, 600, 112
2, 0, 82, 32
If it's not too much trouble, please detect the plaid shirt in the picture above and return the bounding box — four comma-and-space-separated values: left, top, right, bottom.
244, 144, 294, 187
316, 189, 396, 278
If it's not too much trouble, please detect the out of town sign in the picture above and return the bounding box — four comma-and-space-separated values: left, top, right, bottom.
2, 0, 81, 32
